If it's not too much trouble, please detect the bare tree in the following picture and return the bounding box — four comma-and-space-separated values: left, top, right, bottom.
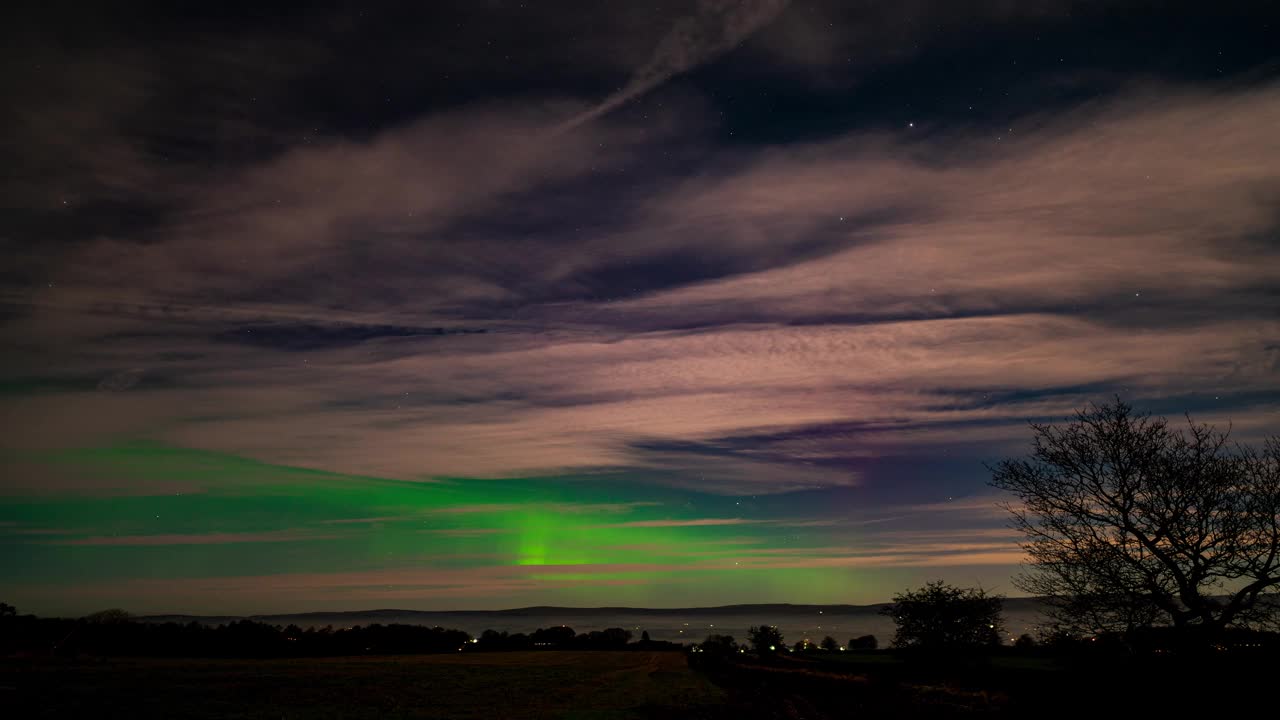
989, 400, 1280, 639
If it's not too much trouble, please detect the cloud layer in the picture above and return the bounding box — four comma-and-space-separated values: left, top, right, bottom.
6, 82, 1277, 489
3, 1, 1278, 613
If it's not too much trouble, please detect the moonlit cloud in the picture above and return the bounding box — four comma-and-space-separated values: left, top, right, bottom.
5, 83, 1279, 493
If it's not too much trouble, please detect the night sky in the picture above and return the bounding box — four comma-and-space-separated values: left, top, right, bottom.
2, 1, 1278, 616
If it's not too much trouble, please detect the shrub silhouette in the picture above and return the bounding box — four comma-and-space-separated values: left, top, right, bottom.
747, 625, 784, 654
531, 625, 576, 648
848, 634, 878, 650
82, 608, 132, 624
698, 634, 738, 656
579, 627, 632, 649
882, 581, 1003, 651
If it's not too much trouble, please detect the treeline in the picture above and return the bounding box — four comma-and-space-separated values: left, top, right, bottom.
695, 631, 879, 657
474, 626, 684, 651
0, 605, 678, 658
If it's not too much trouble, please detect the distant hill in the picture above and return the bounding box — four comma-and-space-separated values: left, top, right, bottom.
142, 598, 1049, 628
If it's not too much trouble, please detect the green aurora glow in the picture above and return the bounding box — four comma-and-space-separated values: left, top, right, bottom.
0, 442, 1004, 614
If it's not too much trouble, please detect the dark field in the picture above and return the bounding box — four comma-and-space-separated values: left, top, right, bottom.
4, 648, 1274, 719
0, 652, 725, 720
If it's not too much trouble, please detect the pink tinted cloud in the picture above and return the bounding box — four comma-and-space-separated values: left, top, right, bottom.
52, 530, 340, 546
619, 86, 1280, 310
593, 518, 762, 528
8, 83, 1279, 492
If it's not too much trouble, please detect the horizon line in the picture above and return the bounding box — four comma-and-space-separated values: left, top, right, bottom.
126, 596, 1046, 620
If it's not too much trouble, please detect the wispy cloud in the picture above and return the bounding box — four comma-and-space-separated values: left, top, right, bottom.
429, 502, 661, 515
1, 18, 1276, 522
51, 530, 340, 546
316, 517, 401, 525
592, 518, 762, 528
5, 2, 1277, 616
420, 528, 511, 537
558, 0, 790, 132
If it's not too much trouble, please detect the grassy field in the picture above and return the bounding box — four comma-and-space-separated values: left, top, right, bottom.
1, 652, 726, 719
7, 648, 1270, 718
815, 649, 1059, 672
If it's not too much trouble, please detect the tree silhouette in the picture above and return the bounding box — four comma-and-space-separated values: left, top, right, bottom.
847, 634, 878, 650
530, 625, 576, 648
698, 634, 738, 656
990, 400, 1280, 640
82, 608, 133, 624
882, 581, 1002, 650
819, 635, 839, 651
747, 625, 784, 654
581, 627, 631, 648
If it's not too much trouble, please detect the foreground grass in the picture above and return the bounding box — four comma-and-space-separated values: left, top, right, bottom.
8, 648, 1271, 719
0, 652, 726, 720
814, 649, 1058, 672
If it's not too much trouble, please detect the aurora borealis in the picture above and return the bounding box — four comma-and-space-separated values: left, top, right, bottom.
3, 2, 1279, 615
4, 441, 1013, 613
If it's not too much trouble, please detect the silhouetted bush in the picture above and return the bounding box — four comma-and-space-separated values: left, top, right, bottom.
578, 627, 632, 649
530, 625, 576, 648
82, 608, 133, 624
747, 625, 784, 655
848, 634, 878, 650
698, 634, 738, 657
0, 609, 473, 658
882, 581, 1003, 652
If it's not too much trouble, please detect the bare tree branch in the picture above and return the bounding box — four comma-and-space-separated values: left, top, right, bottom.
989, 399, 1280, 641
